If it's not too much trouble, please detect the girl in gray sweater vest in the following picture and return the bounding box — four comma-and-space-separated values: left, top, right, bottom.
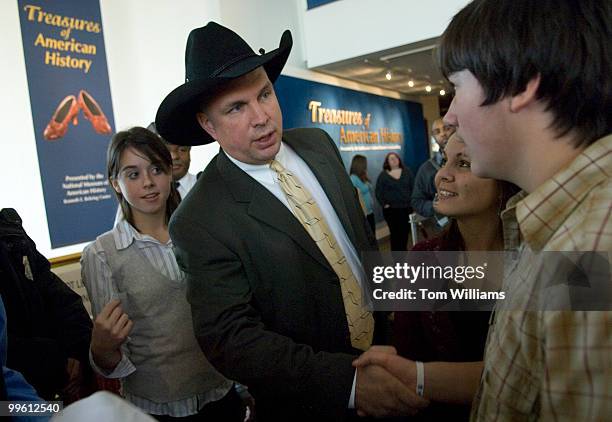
82, 127, 243, 420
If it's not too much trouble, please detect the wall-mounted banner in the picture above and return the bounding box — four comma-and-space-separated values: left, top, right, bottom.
18, 0, 116, 248
274, 75, 427, 223
275, 75, 428, 178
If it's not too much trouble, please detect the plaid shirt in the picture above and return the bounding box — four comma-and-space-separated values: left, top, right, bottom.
471, 134, 612, 421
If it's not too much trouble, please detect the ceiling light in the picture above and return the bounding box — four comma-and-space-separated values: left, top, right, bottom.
440, 89, 446, 96
385, 70, 392, 80
408, 80, 415, 87
425, 85, 432, 92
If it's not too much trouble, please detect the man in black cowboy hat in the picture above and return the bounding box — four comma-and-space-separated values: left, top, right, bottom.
156, 22, 428, 421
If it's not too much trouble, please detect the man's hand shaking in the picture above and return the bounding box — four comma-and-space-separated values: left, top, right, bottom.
353, 346, 429, 418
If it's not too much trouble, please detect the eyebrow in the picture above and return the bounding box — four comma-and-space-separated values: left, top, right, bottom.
119, 161, 160, 174
222, 97, 247, 113
259, 81, 272, 95
222, 82, 272, 111
119, 165, 138, 174
443, 151, 469, 160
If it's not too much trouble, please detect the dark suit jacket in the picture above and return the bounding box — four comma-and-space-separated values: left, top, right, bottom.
170, 128, 380, 421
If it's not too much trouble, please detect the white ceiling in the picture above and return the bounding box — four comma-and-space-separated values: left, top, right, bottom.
311, 37, 452, 98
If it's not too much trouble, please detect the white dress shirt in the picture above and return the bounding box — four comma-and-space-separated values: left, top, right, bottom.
174, 172, 197, 199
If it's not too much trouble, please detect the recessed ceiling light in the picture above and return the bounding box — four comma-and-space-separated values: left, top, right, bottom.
425, 85, 432, 92
408, 80, 415, 87
440, 89, 446, 96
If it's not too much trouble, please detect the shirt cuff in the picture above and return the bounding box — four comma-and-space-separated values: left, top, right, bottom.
89, 347, 136, 378
348, 370, 357, 409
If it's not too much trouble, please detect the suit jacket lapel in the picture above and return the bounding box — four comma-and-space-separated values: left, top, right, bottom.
216, 150, 332, 270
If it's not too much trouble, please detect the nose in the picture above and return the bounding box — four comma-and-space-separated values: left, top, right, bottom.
142, 171, 155, 188
250, 102, 268, 127
435, 164, 454, 188
443, 97, 458, 127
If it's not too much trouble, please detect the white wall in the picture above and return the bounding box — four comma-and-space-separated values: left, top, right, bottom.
219, 0, 308, 69
101, 0, 222, 187
303, 0, 470, 67
1, 0, 221, 258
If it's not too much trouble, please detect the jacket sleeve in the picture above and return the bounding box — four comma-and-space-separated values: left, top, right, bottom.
34, 250, 92, 364
0, 240, 91, 397
171, 215, 356, 420
411, 164, 435, 217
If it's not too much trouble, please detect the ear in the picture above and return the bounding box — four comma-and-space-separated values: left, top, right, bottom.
509, 74, 541, 113
196, 112, 218, 141
111, 178, 122, 195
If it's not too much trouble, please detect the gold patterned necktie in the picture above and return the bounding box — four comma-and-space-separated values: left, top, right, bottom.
269, 159, 374, 351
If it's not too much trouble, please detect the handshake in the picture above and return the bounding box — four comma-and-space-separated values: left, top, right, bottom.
352, 346, 483, 418
352, 346, 429, 418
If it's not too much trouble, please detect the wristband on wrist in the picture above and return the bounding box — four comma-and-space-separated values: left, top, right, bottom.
415, 360, 424, 397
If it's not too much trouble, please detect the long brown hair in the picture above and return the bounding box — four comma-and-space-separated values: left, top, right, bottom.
107, 126, 180, 227
349, 154, 370, 182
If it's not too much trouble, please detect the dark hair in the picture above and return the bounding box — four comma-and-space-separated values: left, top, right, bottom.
107, 127, 180, 228
382, 152, 404, 171
440, 180, 521, 250
438, 0, 611, 147
349, 155, 369, 182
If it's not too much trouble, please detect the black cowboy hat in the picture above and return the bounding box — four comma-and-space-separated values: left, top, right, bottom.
155, 22, 292, 146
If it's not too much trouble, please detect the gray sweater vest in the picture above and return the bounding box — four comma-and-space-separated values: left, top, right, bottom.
98, 233, 228, 403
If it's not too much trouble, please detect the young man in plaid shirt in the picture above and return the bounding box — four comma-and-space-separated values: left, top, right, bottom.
353, 1, 609, 419
439, 0, 611, 420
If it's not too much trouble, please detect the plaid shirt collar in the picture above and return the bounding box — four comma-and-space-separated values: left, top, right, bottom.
511, 134, 612, 251
500, 191, 527, 252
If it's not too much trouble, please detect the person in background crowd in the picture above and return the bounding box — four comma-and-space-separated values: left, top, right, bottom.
385, 134, 519, 421
375, 152, 415, 250
411, 118, 454, 235
349, 154, 376, 234
147, 122, 197, 199
0, 207, 92, 404
82, 127, 244, 421
155, 22, 426, 421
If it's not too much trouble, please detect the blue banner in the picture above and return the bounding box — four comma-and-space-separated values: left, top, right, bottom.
18, 0, 116, 248
274, 75, 428, 221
